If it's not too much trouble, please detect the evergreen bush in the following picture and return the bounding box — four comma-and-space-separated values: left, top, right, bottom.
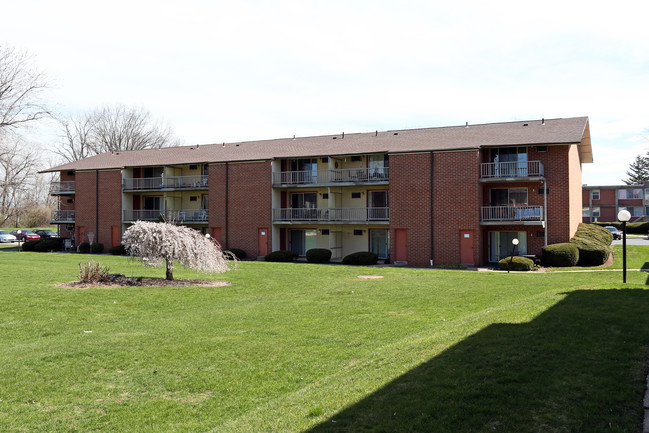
34, 238, 63, 252
21, 240, 39, 251
498, 256, 535, 271
306, 248, 332, 263
78, 242, 91, 254
90, 242, 105, 254
342, 251, 378, 266
541, 243, 579, 267
227, 248, 247, 259
570, 223, 612, 266
264, 250, 296, 262
109, 245, 127, 255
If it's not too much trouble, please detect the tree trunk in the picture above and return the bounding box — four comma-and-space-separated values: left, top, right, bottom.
165, 258, 174, 280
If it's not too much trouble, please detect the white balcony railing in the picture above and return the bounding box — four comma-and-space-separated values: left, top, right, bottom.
273, 207, 389, 222
123, 209, 208, 223
480, 161, 544, 179
122, 175, 208, 191
50, 210, 75, 222
481, 206, 544, 222
50, 181, 76, 194
272, 167, 389, 186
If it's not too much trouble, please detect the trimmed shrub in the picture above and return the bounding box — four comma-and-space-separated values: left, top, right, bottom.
570, 223, 612, 266
109, 245, 127, 255
264, 250, 296, 262
78, 242, 91, 254
34, 238, 63, 252
90, 242, 104, 254
21, 240, 39, 251
306, 248, 332, 263
342, 251, 378, 266
498, 256, 535, 271
227, 248, 247, 259
542, 243, 579, 267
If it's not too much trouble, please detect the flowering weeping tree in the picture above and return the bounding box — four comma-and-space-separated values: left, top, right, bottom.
122, 221, 232, 281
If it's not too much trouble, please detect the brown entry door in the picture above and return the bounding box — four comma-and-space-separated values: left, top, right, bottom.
258, 228, 269, 257
394, 229, 407, 262
460, 230, 474, 265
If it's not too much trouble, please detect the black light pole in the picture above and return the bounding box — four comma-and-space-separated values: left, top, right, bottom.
618, 210, 631, 283
508, 238, 519, 273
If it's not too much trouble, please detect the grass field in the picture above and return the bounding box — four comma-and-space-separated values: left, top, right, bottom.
1, 249, 649, 432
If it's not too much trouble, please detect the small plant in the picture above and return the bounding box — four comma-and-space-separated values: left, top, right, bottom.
227, 248, 247, 259
90, 242, 104, 254
264, 250, 297, 262
342, 251, 378, 266
79, 260, 110, 283
78, 242, 91, 254
306, 248, 332, 263
109, 244, 127, 255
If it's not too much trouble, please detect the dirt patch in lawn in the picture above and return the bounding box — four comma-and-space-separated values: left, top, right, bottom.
57, 274, 230, 289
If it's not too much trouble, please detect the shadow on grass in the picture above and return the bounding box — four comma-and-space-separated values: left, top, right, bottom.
308, 289, 649, 433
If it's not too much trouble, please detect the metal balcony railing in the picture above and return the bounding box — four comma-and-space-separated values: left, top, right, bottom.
50, 181, 75, 194
273, 207, 389, 222
481, 206, 544, 222
122, 175, 208, 191
50, 210, 75, 222
480, 161, 544, 179
272, 167, 389, 186
123, 209, 209, 223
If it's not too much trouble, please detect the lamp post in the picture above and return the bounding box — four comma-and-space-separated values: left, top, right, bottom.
618, 210, 631, 283
508, 238, 519, 273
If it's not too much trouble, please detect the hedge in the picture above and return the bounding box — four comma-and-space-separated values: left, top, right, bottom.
264, 250, 297, 262
542, 243, 579, 267
498, 256, 535, 271
21, 240, 39, 251
592, 221, 649, 235
342, 251, 378, 266
109, 245, 127, 255
90, 242, 104, 254
34, 238, 63, 252
570, 223, 612, 266
306, 248, 332, 263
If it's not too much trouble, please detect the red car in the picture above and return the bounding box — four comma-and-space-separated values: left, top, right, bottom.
10, 229, 41, 241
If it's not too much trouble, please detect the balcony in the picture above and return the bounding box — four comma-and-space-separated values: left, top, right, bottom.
123, 209, 208, 223
272, 167, 389, 186
50, 181, 75, 195
123, 175, 208, 191
50, 210, 75, 223
480, 206, 544, 225
273, 207, 389, 223
480, 161, 544, 181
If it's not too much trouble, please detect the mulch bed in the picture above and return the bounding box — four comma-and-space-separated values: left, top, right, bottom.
57, 274, 230, 288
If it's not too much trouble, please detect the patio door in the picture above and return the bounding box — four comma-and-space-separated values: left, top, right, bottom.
290, 229, 317, 256
368, 190, 388, 220
489, 231, 527, 262
370, 229, 389, 259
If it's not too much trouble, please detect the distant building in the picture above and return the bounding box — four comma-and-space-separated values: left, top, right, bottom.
582, 182, 649, 223
42, 116, 593, 266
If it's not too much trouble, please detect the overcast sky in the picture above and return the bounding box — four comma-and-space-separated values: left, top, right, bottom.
3, 0, 648, 185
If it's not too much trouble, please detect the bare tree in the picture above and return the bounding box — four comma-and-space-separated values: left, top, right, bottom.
55, 104, 180, 161
90, 104, 179, 154
0, 134, 39, 226
122, 221, 233, 280
0, 46, 49, 131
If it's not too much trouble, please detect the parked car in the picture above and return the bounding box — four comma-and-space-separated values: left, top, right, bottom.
0, 230, 17, 243
34, 229, 59, 239
10, 229, 41, 241
604, 226, 621, 240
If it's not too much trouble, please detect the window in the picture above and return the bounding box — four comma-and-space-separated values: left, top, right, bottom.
490, 147, 528, 176
322, 193, 328, 199
143, 166, 163, 178
490, 188, 528, 206
189, 164, 198, 170
618, 189, 642, 199
592, 207, 600, 218
368, 190, 388, 220
351, 156, 362, 162
582, 207, 590, 217
368, 154, 389, 179
353, 229, 363, 236
619, 206, 643, 217
351, 192, 362, 199
536, 146, 548, 152
289, 158, 318, 183
189, 196, 198, 202
591, 190, 600, 200
321, 229, 329, 235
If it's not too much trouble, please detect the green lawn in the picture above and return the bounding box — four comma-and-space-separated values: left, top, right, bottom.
1, 250, 649, 432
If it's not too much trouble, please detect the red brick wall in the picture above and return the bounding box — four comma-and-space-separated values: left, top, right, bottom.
389, 153, 432, 265
432, 151, 481, 265
209, 161, 272, 257
75, 170, 122, 246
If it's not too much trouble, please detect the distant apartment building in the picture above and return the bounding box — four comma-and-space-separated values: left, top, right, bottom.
42, 117, 593, 266
582, 182, 649, 223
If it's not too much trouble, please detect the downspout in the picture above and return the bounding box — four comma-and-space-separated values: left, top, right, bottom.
225, 162, 229, 249
542, 177, 548, 246
430, 152, 434, 266
96, 170, 99, 243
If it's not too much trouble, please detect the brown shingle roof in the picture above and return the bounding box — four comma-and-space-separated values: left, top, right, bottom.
41, 116, 591, 173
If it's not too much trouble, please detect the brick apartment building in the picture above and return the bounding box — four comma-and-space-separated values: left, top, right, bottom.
582, 181, 649, 223
42, 116, 593, 266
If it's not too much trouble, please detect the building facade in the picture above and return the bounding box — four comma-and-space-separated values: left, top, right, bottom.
582, 182, 649, 223
44, 117, 593, 266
